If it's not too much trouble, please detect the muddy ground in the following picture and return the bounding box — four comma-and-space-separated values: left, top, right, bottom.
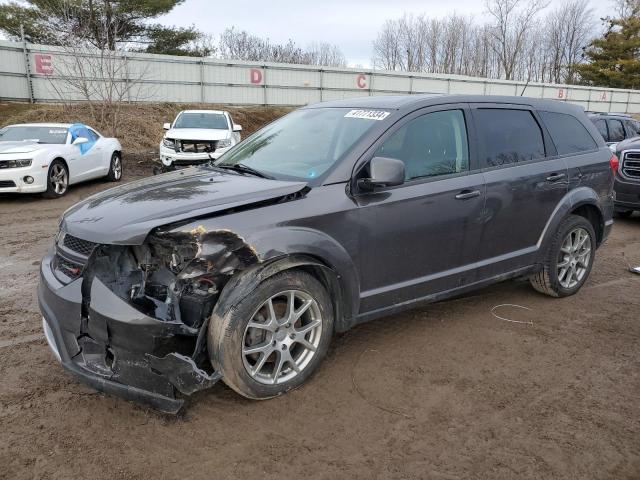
1, 160, 639, 480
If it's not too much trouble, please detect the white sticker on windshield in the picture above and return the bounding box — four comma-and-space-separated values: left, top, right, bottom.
49, 129, 67, 134
344, 110, 390, 121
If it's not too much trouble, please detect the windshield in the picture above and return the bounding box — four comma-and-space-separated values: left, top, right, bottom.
215, 108, 384, 181
174, 113, 229, 130
0, 126, 68, 144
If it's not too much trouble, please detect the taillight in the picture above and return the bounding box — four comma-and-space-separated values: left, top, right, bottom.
610, 153, 619, 172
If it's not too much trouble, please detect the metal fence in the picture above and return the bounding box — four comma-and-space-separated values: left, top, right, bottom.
1, 39, 639, 113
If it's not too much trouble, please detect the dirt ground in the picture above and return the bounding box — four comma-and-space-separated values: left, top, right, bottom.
1, 160, 639, 480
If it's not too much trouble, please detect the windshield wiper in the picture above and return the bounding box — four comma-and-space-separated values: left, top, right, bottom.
215, 162, 274, 179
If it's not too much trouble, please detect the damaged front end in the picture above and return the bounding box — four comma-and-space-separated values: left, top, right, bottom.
39, 226, 259, 413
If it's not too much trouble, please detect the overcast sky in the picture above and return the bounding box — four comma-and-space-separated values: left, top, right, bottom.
158, 0, 612, 67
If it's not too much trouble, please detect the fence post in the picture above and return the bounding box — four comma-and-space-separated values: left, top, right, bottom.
20, 24, 34, 103
200, 59, 205, 104
263, 64, 268, 106
319, 68, 324, 102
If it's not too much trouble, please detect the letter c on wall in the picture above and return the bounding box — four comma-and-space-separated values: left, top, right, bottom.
356, 74, 367, 89
250, 68, 263, 84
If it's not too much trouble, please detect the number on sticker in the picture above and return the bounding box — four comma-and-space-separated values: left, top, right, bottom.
344, 110, 390, 121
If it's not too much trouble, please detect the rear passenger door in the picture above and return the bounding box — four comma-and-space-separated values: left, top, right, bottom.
470, 104, 566, 278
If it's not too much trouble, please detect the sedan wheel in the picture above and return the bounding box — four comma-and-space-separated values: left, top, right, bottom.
107, 153, 122, 182
242, 290, 323, 385
50, 163, 68, 195
43, 160, 69, 198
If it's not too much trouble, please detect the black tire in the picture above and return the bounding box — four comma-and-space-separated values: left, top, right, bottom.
614, 209, 633, 219
42, 159, 68, 198
106, 152, 122, 182
208, 270, 334, 399
530, 214, 596, 297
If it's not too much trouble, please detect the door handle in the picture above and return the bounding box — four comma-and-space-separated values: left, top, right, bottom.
455, 190, 481, 200
546, 173, 566, 182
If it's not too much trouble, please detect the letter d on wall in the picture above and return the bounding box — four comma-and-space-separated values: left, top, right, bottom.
250, 68, 263, 84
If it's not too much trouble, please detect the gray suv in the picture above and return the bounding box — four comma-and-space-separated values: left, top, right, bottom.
39, 95, 615, 412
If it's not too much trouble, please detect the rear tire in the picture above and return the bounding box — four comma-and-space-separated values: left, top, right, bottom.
208, 270, 334, 399
530, 214, 596, 297
42, 159, 68, 198
106, 152, 122, 182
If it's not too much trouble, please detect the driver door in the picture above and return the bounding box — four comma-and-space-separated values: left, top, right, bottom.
355, 105, 486, 313
67, 125, 102, 181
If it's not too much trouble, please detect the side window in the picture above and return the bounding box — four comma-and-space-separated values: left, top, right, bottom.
539, 111, 597, 154
594, 119, 609, 141
474, 108, 545, 168
87, 129, 99, 142
608, 119, 625, 142
375, 109, 469, 181
624, 120, 639, 137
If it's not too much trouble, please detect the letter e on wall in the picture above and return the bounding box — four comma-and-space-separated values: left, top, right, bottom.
250, 68, 263, 84
34, 54, 53, 75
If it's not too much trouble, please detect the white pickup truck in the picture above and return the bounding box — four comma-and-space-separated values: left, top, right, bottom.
159, 110, 242, 170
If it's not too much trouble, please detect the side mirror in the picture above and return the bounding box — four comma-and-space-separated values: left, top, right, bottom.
358, 156, 405, 191
72, 136, 88, 146
233, 124, 243, 132
163, 122, 171, 130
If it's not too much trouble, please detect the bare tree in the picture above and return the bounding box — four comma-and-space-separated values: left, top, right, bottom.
45, 2, 151, 136
485, 0, 550, 80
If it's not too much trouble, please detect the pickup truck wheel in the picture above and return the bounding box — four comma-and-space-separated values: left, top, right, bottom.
530, 214, 596, 297
106, 153, 122, 182
208, 270, 333, 399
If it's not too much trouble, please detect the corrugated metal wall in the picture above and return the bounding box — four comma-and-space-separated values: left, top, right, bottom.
1, 40, 639, 113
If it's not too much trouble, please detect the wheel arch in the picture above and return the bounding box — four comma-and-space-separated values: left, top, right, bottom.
538, 187, 607, 255
212, 253, 353, 334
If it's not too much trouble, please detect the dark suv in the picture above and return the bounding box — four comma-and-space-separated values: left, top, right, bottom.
613, 136, 640, 217
39, 95, 615, 412
588, 112, 640, 148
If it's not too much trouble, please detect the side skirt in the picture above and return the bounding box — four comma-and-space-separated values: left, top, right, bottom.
350, 265, 534, 327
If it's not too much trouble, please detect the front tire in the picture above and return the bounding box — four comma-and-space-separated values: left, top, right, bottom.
530, 214, 596, 297
42, 159, 68, 198
106, 152, 122, 182
208, 270, 334, 399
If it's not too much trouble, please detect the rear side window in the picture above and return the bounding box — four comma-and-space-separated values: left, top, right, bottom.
608, 119, 625, 142
624, 120, 639, 137
594, 119, 608, 141
539, 111, 597, 154
474, 109, 545, 168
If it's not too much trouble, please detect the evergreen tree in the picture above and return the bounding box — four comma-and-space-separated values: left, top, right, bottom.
575, 1, 640, 88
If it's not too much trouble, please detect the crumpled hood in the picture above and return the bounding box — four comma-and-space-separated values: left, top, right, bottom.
164, 128, 230, 141
61, 167, 307, 245
0, 141, 44, 154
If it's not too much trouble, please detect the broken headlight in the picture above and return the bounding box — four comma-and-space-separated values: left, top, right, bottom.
162, 137, 175, 149
217, 138, 232, 148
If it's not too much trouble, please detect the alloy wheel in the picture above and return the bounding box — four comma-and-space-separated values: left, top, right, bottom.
557, 227, 591, 289
49, 164, 68, 195
113, 156, 122, 180
242, 290, 323, 385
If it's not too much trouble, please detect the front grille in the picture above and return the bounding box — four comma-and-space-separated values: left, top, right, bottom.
0, 180, 16, 188
62, 234, 97, 256
622, 151, 640, 179
177, 140, 216, 153
54, 254, 84, 280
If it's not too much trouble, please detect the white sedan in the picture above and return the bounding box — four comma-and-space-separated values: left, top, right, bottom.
159, 110, 242, 170
0, 123, 122, 198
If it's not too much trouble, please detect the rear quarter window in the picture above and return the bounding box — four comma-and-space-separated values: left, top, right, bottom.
474, 108, 545, 168
540, 111, 597, 155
